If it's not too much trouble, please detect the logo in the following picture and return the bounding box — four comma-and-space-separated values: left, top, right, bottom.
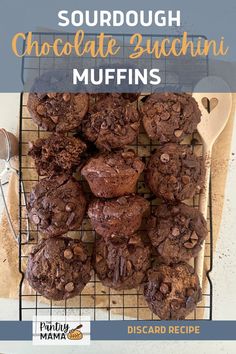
33, 316, 90, 346
67, 324, 83, 340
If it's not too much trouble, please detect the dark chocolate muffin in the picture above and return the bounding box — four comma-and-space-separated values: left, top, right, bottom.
143, 262, 202, 320
26, 237, 91, 300
88, 195, 149, 239
81, 150, 145, 198
27, 92, 89, 132
93, 235, 151, 290
142, 92, 201, 142
27, 175, 87, 237
145, 143, 205, 201
147, 203, 207, 264
82, 93, 140, 150
28, 133, 87, 176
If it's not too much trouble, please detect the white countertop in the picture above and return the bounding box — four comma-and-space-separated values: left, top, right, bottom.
0, 93, 236, 354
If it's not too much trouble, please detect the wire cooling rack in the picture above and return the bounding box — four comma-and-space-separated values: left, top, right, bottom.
18, 32, 212, 321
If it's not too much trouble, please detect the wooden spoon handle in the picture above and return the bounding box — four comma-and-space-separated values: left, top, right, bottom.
195, 146, 212, 284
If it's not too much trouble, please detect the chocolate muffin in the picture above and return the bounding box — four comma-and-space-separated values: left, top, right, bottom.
93, 235, 151, 290
27, 92, 89, 132
143, 262, 202, 320
82, 93, 140, 150
88, 195, 149, 239
146, 143, 205, 201
26, 237, 91, 300
147, 203, 207, 264
81, 150, 145, 198
142, 92, 201, 142
28, 133, 87, 176
27, 175, 86, 237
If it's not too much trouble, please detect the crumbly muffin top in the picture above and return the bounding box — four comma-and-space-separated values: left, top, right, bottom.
146, 143, 205, 201
26, 237, 91, 300
28, 133, 87, 176
142, 92, 201, 142
143, 262, 201, 320
148, 203, 207, 264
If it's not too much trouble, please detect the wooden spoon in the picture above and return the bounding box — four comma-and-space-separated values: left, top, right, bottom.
193, 77, 232, 284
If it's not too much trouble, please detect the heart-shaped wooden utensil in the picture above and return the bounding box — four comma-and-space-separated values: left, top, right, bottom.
193, 77, 232, 284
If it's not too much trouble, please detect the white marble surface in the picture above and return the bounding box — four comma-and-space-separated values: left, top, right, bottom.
0, 93, 236, 353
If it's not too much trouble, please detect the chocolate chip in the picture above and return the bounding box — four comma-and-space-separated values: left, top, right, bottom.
161, 111, 170, 121
128, 236, 139, 245
51, 116, 59, 124
106, 158, 116, 167
182, 175, 190, 185
32, 214, 40, 225
180, 216, 186, 223
65, 282, 74, 292
184, 241, 196, 249
65, 203, 75, 212
181, 233, 191, 242
183, 159, 198, 168
96, 254, 103, 263
171, 300, 181, 310
126, 260, 132, 273
157, 242, 165, 254
190, 231, 198, 241
66, 212, 75, 226
120, 256, 126, 276
114, 124, 125, 135
73, 246, 86, 260
160, 153, 170, 163
130, 122, 139, 130
186, 296, 195, 309
101, 121, 108, 130
120, 127, 127, 136
121, 151, 135, 159
64, 249, 73, 260
155, 103, 164, 113
110, 234, 118, 241
56, 282, 64, 291
186, 288, 195, 297
106, 116, 112, 126
36, 104, 46, 115
172, 102, 181, 112
159, 282, 170, 294
117, 197, 127, 205
147, 108, 156, 117
172, 207, 179, 215
40, 220, 49, 229
47, 93, 57, 98
62, 93, 71, 102
185, 169, 191, 176
171, 227, 180, 237
54, 220, 64, 227
73, 270, 79, 278
174, 129, 183, 138
113, 261, 120, 283
169, 176, 177, 184
183, 104, 193, 117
